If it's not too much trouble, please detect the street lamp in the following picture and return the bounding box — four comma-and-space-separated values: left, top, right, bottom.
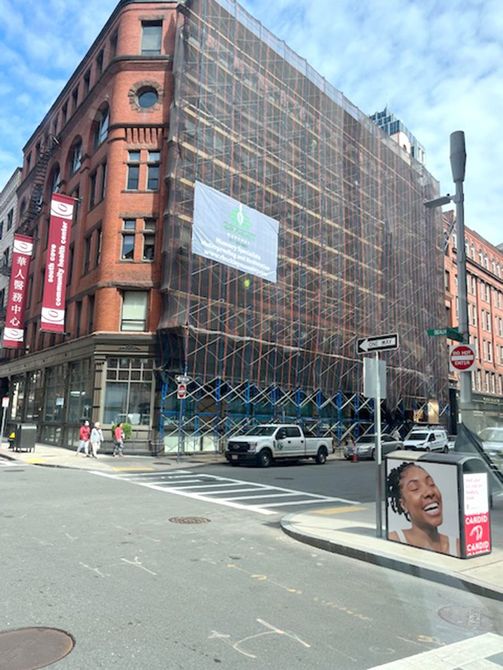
424, 130, 472, 410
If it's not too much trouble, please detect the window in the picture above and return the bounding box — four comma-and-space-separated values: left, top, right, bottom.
121, 219, 136, 259
70, 141, 82, 174
39, 268, 45, 302
141, 21, 162, 55
2, 248, 9, 271
143, 218, 156, 261
95, 226, 102, 267
26, 152, 32, 173
62, 101, 68, 125
110, 31, 118, 57
75, 300, 82, 338
100, 161, 107, 200
104, 357, 153, 425
49, 167, 61, 194
67, 246, 74, 286
137, 87, 158, 108
121, 291, 148, 331
93, 106, 109, 148
7, 208, 13, 230
83, 234, 91, 273
88, 294, 95, 333
146, 151, 160, 190
96, 49, 104, 76
89, 171, 97, 209
0, 221, 3, 239
484, 283, 490, 302
72, 85, 79, 112
71, 187, 80, 224
0, 288, 5, 310
444, 270, 450, 291
84, 70, 91, 95
126, 151, 140, 189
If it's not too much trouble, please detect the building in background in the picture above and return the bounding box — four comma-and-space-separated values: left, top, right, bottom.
0, 168, 21, 371
444, 210, 503, 426
369, 108, 425, 164
0, 0, 447, 452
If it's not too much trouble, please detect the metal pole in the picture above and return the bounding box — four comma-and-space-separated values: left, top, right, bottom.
450, 131, 472, 409
0, 405, 6, 448
375, 352, 383, 538
177, 395, 183, 463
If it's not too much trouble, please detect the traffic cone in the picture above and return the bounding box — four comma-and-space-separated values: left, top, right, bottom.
351, 449, 358, 463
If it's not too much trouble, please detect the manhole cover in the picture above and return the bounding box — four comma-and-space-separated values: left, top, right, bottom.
168, 516, 211, 524
0, 627, 74, 670
438, 606, 497, 633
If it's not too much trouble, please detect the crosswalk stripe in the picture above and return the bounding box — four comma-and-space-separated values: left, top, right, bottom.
90, 469, 359, 515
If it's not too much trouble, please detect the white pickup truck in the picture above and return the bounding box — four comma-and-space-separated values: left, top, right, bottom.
225, 424, 333, 467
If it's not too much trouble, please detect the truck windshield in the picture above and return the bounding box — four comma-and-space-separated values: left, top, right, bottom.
238, 426, 279, 436
407, 432, 428, 441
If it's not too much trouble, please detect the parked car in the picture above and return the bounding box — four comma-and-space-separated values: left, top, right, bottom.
225, 424, 333, 467
403, 427, 449, 452
344, 434, 403, 460
479, 427, 503, 462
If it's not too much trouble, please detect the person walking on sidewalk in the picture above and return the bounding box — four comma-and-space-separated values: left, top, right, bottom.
76, 420, 91, 456
113, 422, 125, 457
90, 422, 104, 459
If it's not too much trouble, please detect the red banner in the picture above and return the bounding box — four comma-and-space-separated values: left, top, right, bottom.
41, 193, 74, 332
2, 234, 33, 348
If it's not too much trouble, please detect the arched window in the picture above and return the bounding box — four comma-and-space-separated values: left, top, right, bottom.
69, 139, 83, 174
93, 104, 109, 148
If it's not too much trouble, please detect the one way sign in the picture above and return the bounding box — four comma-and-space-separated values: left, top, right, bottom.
357, 333, 399, 355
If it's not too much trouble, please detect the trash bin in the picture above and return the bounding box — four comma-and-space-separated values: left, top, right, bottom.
13, 423, 37, 453
385, 450, 491, 559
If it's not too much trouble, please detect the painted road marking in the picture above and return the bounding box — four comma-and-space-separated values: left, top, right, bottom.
368, 633, 503, 669
90, 469, 359, 515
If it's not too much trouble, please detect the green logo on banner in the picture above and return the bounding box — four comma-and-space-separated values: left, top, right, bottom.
224, 204, 256, 244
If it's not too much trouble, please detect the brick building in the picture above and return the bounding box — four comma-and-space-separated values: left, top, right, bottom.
0, 168, 21, 368
444, 210, 503, 422
0, 0, 447, 451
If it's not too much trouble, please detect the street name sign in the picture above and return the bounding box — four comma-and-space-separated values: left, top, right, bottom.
356, 333, 399, 355
427, 327, 464, 342
449, 343, 476, 372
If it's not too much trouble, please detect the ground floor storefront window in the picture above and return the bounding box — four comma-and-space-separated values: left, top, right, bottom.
103, 357, 153, 426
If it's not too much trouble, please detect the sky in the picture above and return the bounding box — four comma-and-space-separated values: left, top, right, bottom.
0, 0, 502, 246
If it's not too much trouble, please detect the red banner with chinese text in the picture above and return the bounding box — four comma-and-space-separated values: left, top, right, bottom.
2, 234, 33, 348
41, 193, 74, 332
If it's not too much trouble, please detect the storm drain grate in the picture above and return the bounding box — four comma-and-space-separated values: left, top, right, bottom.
0, 627, 75, 670
438, 606, 497, 633
169, 516, 211, 524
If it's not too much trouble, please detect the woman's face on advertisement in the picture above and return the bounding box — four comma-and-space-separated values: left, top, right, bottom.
400, 465, 443, 528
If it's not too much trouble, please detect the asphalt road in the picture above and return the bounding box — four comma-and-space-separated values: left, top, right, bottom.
1, 463, 501, 669
192, 458, 377, 502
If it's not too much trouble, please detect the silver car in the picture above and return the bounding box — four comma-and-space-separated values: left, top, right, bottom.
344, 434, 403, 460
479, 427, 503, 463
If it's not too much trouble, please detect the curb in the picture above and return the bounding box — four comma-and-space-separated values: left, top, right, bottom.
280, 518, 503, 602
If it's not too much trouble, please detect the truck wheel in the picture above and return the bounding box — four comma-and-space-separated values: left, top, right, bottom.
315, 446, 328, 465
257, 449, 272, 468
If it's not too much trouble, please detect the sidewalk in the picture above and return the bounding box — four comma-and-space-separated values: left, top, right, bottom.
281, 501, 503, 601
0, 442, 226, 472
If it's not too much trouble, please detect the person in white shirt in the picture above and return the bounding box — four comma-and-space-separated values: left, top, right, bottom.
90, 422, 104, 459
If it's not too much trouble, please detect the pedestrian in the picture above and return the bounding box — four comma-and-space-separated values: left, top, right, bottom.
90, 421, 104, 459
113, 422, 125, 457
76, 420, 91, 456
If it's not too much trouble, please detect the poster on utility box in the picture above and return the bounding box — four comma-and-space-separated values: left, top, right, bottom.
192, 181, 279, 283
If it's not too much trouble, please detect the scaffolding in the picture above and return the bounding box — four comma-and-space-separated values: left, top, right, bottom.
158, 0, 448, 451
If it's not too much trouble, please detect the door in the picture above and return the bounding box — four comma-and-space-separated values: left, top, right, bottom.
277, 426, 304, 457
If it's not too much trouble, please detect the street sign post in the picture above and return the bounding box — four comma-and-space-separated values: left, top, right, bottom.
0, 397, 8, 449
357, 333, 399, 538
356, 333, 399, 355
449, 343, 476, 372
427, 327, 464, 342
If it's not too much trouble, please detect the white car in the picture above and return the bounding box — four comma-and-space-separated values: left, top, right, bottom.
403, 428, 449, 453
